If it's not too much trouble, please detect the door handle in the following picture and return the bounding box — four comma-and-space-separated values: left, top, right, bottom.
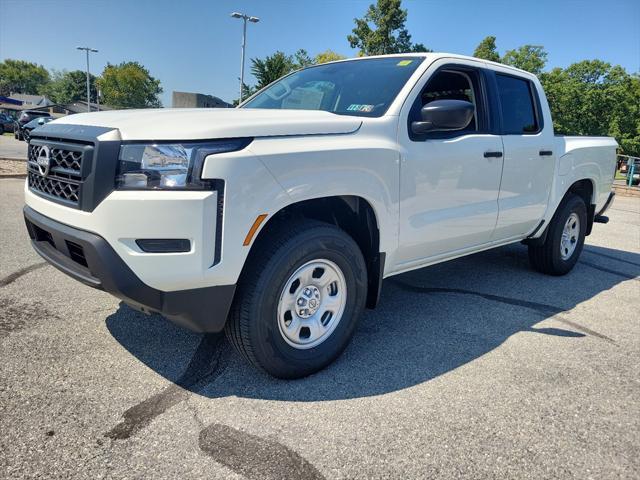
539, 150, 553, 156
484, 151, 503, 158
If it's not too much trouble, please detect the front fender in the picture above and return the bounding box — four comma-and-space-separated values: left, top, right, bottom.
248, 134, 399, 256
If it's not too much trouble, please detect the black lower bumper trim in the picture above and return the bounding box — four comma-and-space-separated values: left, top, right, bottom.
24, 206, 235, 332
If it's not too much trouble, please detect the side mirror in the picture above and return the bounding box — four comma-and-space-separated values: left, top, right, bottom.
38, 119, 45, 125
411, 99, 475, 135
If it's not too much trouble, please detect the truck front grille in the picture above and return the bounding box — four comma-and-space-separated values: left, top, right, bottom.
27, 141, 93, 208
27, 171, 81, 203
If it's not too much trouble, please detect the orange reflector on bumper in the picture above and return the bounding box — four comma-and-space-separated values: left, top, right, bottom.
243, 214, 268, 246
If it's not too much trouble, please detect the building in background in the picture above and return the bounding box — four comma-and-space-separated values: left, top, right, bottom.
172, 91, 232, 108
0, 96, 112, 118
0, 93, 55, 118
60, 101, 112, 114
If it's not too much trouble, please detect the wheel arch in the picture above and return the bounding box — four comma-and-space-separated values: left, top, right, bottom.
528, 177, 596, 246
567, 178, 596, 235
246, 195, 384, 309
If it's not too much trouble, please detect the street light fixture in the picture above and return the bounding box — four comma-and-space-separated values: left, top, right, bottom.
76, 46, 98, 113
230, 12, 259, 103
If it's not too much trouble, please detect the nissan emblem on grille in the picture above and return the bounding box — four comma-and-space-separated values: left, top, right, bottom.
36, 145, 51, 177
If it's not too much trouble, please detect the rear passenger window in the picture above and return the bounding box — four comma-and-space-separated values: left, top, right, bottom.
496, 74, 539, 134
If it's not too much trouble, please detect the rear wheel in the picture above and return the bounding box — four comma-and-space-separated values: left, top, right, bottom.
225, 219, 367, 378
528, 193, 587, 275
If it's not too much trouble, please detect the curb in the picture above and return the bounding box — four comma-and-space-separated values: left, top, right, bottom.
0, 174, 26, 179
613, 184, 640, 197
0, 157, 26, 162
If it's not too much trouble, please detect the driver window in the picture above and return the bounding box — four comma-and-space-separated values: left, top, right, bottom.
420, 69, 479, 132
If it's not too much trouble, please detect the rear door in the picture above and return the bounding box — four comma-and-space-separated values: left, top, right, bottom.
490, 70, 556, 240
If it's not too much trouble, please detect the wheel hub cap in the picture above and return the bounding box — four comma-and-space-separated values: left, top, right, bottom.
296, 285, 321, 318
277, 259, 347, 350
560, 212, 580, 260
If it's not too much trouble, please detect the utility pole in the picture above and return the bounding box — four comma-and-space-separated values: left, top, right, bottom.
76, 46, 98, 112
230, 12, 259, 103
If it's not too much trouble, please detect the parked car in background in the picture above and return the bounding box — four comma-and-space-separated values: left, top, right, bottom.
0, 113, 16, 134
21, 117, 53, 143
14, 110, 52, 140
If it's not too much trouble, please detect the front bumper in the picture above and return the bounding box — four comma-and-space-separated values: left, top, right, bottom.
24, 206, 235, 332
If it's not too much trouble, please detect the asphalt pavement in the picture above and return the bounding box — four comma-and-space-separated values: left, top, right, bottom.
1, 177, 639, 479
0, 134, 28, 161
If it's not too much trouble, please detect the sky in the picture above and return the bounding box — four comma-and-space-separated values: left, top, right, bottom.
1, 0, 638, 106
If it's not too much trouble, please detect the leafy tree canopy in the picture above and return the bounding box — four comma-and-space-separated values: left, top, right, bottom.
502, 45, 548, 75
540, 60, 640, 156
96, 61, 162, 108
235, 49, 347, 104
473, 36, 500, 63
315, 50, 347, 64
39, 70, 97, 104
250, 51, 296, 90
348, 0, 430, 55
0, 59, 50, 96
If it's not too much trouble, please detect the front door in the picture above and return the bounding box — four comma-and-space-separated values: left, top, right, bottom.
396, 61, 503, 267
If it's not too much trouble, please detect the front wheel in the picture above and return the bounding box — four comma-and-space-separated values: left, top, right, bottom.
225, 219, 367, 378
528, 193, 587, 275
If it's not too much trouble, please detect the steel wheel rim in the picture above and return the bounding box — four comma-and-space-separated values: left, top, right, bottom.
560, 212, 580, 260
277, 259, 347, 350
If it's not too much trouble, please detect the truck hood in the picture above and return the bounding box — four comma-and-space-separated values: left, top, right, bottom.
49, 108, 362, 141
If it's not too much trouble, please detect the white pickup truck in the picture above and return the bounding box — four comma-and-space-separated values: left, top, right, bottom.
24, 53, 617, 378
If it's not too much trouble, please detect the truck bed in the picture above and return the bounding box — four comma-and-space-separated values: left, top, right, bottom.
555, 136, 618, 211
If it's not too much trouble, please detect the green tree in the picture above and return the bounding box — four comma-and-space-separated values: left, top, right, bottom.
250, 51, 296, 90
347, 0, 430, 55
502, 45, 548, 75
473, 36, 500, 62
315, 50, 347, 64
39, 70, 97, 104
96, 61, 162, 108
0, 59, 50, 95
540, 60, 640, 156
293, 49, 315, 69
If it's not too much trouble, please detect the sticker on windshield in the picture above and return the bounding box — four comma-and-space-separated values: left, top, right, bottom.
397, 60, 413, 66
347, 104, 374, 113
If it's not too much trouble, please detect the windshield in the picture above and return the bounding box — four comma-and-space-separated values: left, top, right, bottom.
242, 57, 425, 117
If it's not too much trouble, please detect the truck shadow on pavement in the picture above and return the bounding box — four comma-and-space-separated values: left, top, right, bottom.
100, 242, 639, 478
106, 243, 639, 408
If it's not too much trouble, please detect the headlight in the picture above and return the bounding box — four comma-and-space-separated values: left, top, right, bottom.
116, 138, 251, 190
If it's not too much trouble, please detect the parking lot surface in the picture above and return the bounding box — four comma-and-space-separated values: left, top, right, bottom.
0, 134, 27, 161
1, 177, 638, 479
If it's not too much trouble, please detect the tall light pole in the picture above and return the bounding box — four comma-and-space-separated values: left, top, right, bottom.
230, 12, 259, 103
76, 46, 98, 112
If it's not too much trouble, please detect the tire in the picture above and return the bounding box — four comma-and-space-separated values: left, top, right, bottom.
528, 193, 587, 276
225, 219, 367, 379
